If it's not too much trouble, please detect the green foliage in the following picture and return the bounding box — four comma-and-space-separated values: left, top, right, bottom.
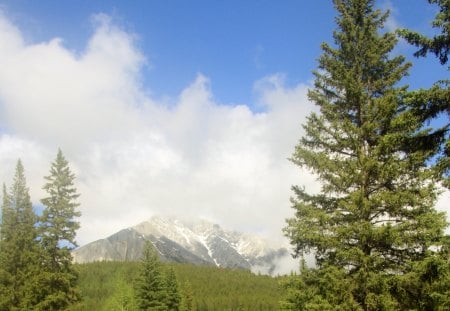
0, 154, 81, 310
392, 252, 450, 310
72, 261, 281, 311
283, 0, 448, 309
179, 281, 195, 311
0, 160, 41, 310
280, 266, 362, 311
399, 0, 450, 188
398, 0, 449, 65
135, 241, 168, 310
165, 267, 181, 310
69, 261, 138, 311
175, 264, 281, 310
37, 149, 81, 310
104, 272, 137, 311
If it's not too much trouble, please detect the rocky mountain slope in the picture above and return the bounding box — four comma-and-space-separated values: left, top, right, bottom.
72, 216, 290, 275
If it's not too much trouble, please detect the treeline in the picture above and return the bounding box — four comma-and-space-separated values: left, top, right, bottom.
72, 258, 282, 310
0, 150, 81, 310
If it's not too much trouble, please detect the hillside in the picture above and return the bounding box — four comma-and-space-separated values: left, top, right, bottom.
70, 261, 283, 310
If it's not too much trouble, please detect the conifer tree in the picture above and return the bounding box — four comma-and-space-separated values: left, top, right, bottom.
37, 149, 81, 310
0, 183, 14, 310
0, 184, 10, 242
0, 160, 41, 310
283, 0, 448, 309
179, 281, 195, 311
135, 241, 168, 311
165, 267, 181, 311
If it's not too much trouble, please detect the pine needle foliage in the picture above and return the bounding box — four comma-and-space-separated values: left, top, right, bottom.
135, 241, 168, 311
165, 267, 181, 311
398, 0, 449, 65
0, 160, 41, 310
283, 0, 448, 309
72, 261, 281, 311
37, 149, 81, 310
399, 0, 450, 188
179, 280, 195, 311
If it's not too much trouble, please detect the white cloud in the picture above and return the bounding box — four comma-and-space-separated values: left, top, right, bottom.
0, 13, 144, 153
380, 0, 401, 32
0, 13, 315, 247
436, 189, 450, 234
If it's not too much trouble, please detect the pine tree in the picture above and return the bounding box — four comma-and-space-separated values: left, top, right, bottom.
283, 0, 448, 309
36, 149, 81, 310
0, 160, 41, 310
165, 267, 181, 311
0, 183, 14, 310
179, 281, 195, 311
135, 241, 168, 311
0, 184, 10, 242
399, 0, 449, 188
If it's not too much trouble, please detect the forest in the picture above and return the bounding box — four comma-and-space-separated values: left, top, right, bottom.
1, 0, 449, 310
71, 260, 282, 311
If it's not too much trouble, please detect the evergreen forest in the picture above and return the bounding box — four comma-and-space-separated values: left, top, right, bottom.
71, 260, 282, 311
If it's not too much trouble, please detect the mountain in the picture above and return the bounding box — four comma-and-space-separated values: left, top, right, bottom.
72, 216, 291, 275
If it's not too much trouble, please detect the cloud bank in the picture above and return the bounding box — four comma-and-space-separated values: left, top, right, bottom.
0, 13, 317, 249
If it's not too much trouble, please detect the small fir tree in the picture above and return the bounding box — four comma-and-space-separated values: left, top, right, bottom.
179, 281, 195, 311
135, 241, 168, 311
165, 267, 181, 311
37, 149, 81, 310
282, 0, 448, 309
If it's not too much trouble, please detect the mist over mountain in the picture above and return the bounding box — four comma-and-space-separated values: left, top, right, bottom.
72, 216, 297, 275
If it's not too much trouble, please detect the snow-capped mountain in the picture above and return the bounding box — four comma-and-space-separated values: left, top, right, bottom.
72, 216, 291, 275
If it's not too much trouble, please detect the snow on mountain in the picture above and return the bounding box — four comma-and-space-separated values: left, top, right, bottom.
72, 215, 295, 275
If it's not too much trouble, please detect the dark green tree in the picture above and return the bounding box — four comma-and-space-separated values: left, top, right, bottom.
165, 267, 181, 311
135, 241, 168, 311
399, 0, 449, 187
0, 184, 14, 310
36, 149, 81, 310
0, 160, 41, 310
283, 0, 448, 309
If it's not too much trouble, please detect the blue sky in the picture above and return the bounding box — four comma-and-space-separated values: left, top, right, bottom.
0, 0, 448, 254
2, 0, 447, 106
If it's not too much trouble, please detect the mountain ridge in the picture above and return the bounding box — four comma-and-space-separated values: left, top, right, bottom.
72, 216, 293, 275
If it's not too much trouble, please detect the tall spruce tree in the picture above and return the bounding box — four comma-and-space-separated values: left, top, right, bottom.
0, 160, 41, 310
37, 149, 81, 310
283, 0, 448, 309
135, 241, 168, 311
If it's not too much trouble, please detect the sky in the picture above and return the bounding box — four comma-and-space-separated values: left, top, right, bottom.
0, 0, 448, 250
